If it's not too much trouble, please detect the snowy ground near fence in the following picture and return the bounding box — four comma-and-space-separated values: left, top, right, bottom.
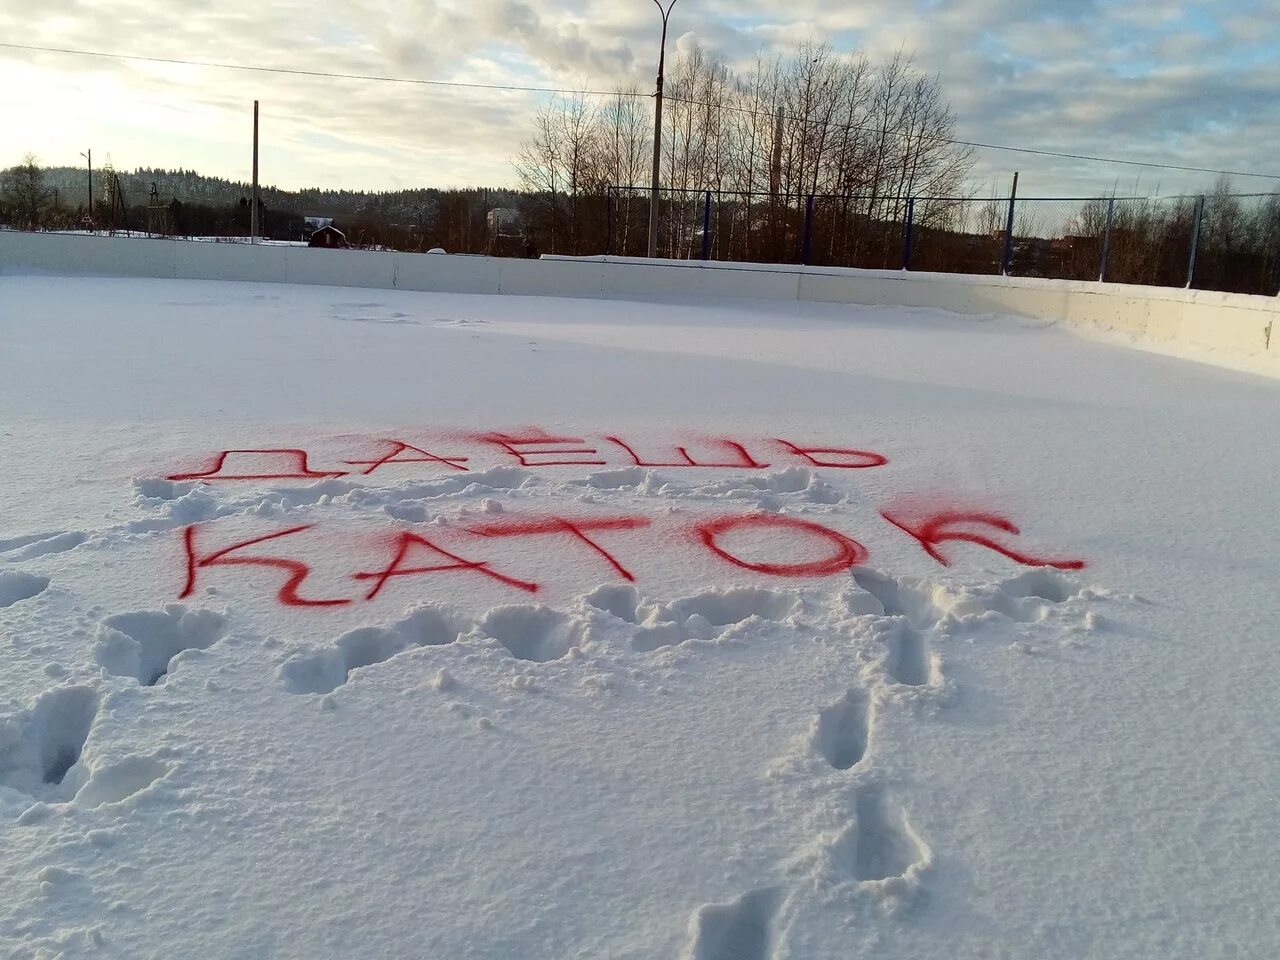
0, 275, 1276, 959
42, 230, 312, 246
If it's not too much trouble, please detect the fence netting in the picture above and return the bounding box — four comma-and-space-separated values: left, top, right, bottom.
594, 186, 1280, 295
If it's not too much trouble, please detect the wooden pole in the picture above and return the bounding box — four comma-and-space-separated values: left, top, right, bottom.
251, 100, 260, 243
1000, 171, 1019, 276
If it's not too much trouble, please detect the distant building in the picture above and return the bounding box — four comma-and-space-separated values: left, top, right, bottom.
308, 225, 347, 248
487, 207, 520, 236
1050, 235, 1097, 252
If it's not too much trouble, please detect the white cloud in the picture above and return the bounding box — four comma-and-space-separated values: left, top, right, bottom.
1, 0, 1276, 195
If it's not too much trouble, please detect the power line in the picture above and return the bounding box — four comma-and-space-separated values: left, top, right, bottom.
942, 139, 1278, 180
0, 41, 624, 98
663, 94, 1280, 182
5, 40, 1279, 182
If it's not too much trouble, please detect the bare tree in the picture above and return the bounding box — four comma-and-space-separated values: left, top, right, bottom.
590, 88, 651, 253
591, 88, 650, 188
723, 54, 783, 259
3, 154, 52, 230
515, 39, 975, 265
661, 43, 731, 255
514, 93, 599, 253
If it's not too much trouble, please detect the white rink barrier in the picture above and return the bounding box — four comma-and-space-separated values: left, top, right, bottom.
3, 231, 1276, 374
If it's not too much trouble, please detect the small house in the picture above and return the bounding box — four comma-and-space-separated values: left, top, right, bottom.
487, 208, 521, 236
309, 225, 347, 249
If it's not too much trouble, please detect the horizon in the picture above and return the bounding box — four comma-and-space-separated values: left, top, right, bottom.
20, 160, 1279, 204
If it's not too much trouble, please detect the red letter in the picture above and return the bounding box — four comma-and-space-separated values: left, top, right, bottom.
775, 440, 888, 469
353, 531, 539, 601
168, 449, 347, 482
480, 431, 607, 467
881, 499, 1086, 570
695, 513, 867, 577
606, 436, 769, 468
466, 515, 651, 582
180, 524, 351, 606
344, 440, 469, 475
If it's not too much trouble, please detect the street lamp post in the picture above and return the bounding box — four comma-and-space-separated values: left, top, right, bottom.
251, 100, 260, 244
79, 149, 92, 227
647, 0, 678, 259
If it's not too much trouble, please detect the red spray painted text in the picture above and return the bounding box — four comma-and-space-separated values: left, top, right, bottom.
178, 505, 1085, 608
165, 433, 889, 481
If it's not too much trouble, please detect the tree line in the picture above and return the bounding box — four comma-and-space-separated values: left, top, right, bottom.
509, 38, 1278, 293
0, 156, 528, 251
515, 40, 975, 262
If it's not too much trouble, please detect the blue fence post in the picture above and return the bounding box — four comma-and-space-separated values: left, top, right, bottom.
1000, 171, 1019, 276
901, 197, 915, 270
701, 190, 712, 261
605, 186, 613, 256
801, 194, 815, 265
1098, 196, 1116, 282
1186, 195, 1205, 288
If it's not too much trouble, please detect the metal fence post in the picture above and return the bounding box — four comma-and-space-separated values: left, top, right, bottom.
902, 197, 915, 270
605, 186, 613, 256
801, 194, 815, 265
1000, 171, 1019, 276
1186, 195, 1205, 288
1098, 195, 1116, 282
701, 190, 712, 261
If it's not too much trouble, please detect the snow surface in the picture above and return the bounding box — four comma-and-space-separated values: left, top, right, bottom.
0, 275, 1277, 959
554, 252, 1280, 307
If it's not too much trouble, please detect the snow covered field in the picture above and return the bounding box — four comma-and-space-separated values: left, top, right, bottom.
0, 274, 1276, 959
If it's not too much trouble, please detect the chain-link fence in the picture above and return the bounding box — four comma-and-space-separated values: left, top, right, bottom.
906, 197, 1006, 275
607, 186, 810, 263
599, 186, 1280, 295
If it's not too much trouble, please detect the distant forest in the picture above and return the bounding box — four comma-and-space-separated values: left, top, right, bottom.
3, 161, 524, 251
37, 165, 518, 221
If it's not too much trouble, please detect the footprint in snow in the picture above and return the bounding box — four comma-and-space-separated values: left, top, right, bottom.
94, 604, 228, 686
281, 604, 476, 695
0, 571, 50, 608
1, 531, 87, 561
0, 687, 100, 802
812, 688, 872, 771
882, 622, 932, 687
585, 586, 802, 654
683, 887, 783, 960
826, 788, 931, 889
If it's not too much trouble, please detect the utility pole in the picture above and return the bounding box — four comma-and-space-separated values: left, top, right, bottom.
1186, 194, 1205, 289
770, 106, 784, 257
647, 0, 679, 259
769, 106, 784, 204
80, 149, 92, 226
251, 100, 260, 244
1000, 171, 1019, 276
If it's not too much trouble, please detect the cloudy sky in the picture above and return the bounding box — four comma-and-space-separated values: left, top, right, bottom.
2, 0, 1278, 197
